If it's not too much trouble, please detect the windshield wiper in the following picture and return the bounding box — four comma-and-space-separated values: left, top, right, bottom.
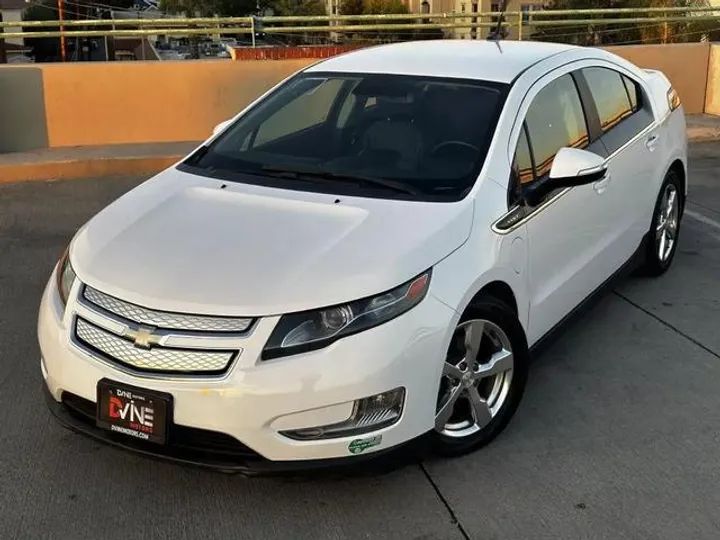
261, 165, 422, 196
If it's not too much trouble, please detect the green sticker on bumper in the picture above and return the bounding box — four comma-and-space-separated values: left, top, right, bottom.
348, 435, 382, 454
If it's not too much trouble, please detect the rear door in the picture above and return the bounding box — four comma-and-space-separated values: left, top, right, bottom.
576, 65, 657, 259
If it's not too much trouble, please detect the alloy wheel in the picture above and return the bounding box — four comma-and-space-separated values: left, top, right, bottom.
656, 183, 679, 262
435, 319, 514, 438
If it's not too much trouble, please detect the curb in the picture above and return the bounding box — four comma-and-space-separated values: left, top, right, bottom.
687, 126, 720, 142
0, 155, 184, 184
0, 129, 717, 184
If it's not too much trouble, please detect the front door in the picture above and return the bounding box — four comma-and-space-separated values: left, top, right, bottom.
509, 72, 614, 345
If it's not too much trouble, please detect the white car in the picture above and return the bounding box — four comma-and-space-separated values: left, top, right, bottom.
38, 39, 687, 474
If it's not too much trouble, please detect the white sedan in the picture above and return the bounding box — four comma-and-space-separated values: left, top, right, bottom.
38, 39, 687, 473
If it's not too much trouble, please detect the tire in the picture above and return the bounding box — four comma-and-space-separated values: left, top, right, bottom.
431, 296, 529, 457
637, 169, 684, 277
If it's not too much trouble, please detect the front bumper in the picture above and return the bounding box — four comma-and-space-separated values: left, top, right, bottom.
42, 383, 430, 476
38, 274, 457, 473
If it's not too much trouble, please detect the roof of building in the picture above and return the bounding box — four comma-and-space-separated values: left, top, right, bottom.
305, 39, 580, 84
0, 0, 25, 10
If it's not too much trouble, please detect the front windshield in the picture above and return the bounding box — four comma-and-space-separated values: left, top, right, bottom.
183, 71, 508, 200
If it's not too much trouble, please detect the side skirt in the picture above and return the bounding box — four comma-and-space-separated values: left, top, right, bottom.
528, 232, 650, 360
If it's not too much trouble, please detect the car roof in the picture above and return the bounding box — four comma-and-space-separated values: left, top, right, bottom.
304, 39, 581, 84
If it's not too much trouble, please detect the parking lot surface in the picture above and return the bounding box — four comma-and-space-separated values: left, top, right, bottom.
2, 142, 720, 540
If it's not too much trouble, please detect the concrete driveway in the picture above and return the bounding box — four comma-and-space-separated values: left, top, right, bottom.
2, 142, 720, 540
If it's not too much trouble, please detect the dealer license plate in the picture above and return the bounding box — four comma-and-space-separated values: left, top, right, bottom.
96, 379, 171, 445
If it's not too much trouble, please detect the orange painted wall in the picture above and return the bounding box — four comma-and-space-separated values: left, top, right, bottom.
605, 42, 710, 118
39, 59, 316, 148
705, 44, 720, 115
0, 43, 712, 152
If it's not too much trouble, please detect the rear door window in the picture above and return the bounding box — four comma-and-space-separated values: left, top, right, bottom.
580, 67, 654, 154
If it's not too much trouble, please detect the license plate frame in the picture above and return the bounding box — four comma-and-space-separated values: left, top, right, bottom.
96, 378, 172, 445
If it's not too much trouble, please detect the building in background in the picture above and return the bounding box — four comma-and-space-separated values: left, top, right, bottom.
496, 0, 544, 40
404, 0, 544, 40
0, 0, 25, 48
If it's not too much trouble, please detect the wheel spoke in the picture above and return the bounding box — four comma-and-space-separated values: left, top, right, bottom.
463, 321, 485, 362
659, 229, 667, 259
435, 384, 462, 429
476, 349, 513, 379
466, 386, 493, 428
443, 361, 464, 380
665, 191, 676, 218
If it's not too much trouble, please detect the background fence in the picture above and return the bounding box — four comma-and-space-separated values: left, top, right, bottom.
3, 6, 720, 43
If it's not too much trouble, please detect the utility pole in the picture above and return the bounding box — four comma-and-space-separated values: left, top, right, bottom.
58, 0, 67, 61
0, 11, 7, 64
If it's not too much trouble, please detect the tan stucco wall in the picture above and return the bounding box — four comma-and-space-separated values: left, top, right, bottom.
704, 44, 720, 116
606, 42, 709, 117
0, 43, 713, 153
35, 59, 314, 148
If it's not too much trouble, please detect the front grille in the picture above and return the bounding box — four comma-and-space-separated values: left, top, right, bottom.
61, 392, 261, 460
75, 318, 235, 374
83, 286, 254, 333
75, 284, 254, 376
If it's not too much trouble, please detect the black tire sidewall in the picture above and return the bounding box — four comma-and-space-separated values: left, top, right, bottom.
431, 297, 529, 457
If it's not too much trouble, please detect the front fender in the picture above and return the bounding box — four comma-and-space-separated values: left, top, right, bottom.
427, 181, 530, 334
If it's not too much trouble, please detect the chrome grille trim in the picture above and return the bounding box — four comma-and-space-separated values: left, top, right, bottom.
75, 317, 235, 374
82, 285, 254, 333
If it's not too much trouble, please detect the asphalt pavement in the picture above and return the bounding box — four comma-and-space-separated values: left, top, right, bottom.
2, 142, 720, 540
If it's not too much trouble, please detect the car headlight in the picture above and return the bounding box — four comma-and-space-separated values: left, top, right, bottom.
56, 248, 77, 308
262, 270, 432, 360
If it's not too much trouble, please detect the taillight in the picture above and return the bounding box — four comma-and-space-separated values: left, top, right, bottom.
667, 87, 681, 112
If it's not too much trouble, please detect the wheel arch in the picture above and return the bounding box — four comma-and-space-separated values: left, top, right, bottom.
470, 280, 519, 316
668, 158, 686, 202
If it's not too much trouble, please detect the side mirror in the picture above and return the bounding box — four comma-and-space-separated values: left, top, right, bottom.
548, 147, 607, 185
522, 147, 607, 207
212, 119, 232, 136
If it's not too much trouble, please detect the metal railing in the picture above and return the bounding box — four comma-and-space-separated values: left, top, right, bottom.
1, 6, 720, 41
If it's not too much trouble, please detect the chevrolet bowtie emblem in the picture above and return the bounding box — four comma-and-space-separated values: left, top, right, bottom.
126, 324, 158, 350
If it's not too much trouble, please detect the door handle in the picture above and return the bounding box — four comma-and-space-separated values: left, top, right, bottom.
646, 134, 659, 151
593, 174, 611, 194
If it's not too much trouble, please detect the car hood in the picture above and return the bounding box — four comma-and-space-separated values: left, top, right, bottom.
69, 167, 474, 317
